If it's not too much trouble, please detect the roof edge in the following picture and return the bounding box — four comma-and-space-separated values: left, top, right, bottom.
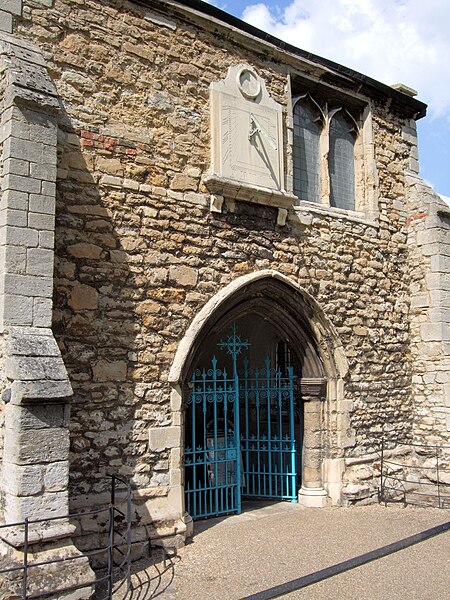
137, 0, 427, 119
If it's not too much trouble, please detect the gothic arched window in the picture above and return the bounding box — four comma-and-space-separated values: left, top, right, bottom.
328, 111, 356, 211
293, 101, 321, 203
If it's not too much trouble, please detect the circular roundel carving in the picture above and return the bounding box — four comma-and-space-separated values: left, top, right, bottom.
237, 67, 261, 99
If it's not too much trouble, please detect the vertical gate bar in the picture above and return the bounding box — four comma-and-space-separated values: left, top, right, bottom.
107, 503, 114, 600
244, 358, 250, 496
22, 518, 28, 600
381, 438, 386, 506
278, 373, 283, 498
225, 368, 229, 515
436, 445, 441, 508
111, 474, 116, 506
203, 369, 207, 517
288, 366, 297, 502
213, 357, 219, 516
192, 375, 198, 518
233, 351, 241, 514
126, 483, 132, 591
266, 357, 272, 498
274, 461, 278, 496
186, 480, 190, 515
256, 368, 261, 498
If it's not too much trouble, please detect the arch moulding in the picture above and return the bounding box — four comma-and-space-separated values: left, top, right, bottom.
168, 269, 348, 387
165, 270, 352, 518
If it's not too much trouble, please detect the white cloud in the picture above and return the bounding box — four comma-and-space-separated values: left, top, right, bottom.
241, 0, 450, 119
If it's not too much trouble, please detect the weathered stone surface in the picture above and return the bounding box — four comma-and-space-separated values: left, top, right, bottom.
149, 427, 181, 452
68, 283, 98, 310
92, 359, 127, 382
168, 265, 198, 287
170, 173, 198, 192
3, 426, 70, 464
67, 242, 103, 259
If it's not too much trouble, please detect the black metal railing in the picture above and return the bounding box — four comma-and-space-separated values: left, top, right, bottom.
379, 440, 450, 508
0, 475, 132, 599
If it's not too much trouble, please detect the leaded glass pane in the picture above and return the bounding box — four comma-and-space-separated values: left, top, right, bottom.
293, 103, 321, 202
329, 113, 355, 210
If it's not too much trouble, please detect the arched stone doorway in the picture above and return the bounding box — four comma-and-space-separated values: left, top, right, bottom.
168, 271, 349, 521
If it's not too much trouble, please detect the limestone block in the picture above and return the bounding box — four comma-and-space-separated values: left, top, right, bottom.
170, 469, 181, 487
149, 426, 180, 451
168, 265, 198, 287
29, 163, 57, 182
92, 359, 127, 382
444, 384, 450, 408
68, 283, 98, 310
135, 299, 161, 314
171, 447, 182, 469
96, 157, 124, 177
9, 377, 72, 405
420, 323, 449, 342
39, 230, 55, 249
426, 273, 450, 292
28, 212, 55, 230
411, 293, 429, 309
2, 173, 41, 195
417, 228, 449, 246
5, 403, 69, 430
3, 464, 43, 496
170, 173, 198, 192
26, 247, 54, 276
431, 254, 450, 273
430, 289, 450, 307
5, 326, 57, 354
44, 461, 69, 492
1, 189, 28, 210
33, 297, 53, 327
67, 242, 102, 259
4, 490, 69, 522
0, 245, 26, 273
3, 1, 22, 16
3, 426, 70, 464
428, 307, 450, 322
0, 10, 13, 34
100, 174, 122, 187
170, 388, 182, 412
3, 225, 39, 247
5, 355, 69, 381
185, 192, 208, 207
1, 294, 33, 326
4, 273, 53, 297
123, 178, 140, 190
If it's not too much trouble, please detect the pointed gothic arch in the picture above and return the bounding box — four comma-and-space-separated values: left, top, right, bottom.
168, 271, 351, 518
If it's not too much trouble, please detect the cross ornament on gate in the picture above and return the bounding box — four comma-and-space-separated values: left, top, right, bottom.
218, 323, 250, 360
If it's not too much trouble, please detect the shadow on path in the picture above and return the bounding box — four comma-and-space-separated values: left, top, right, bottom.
239, 519, 450, 600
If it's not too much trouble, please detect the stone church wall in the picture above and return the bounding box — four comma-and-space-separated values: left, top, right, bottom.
0, 0, 436, 549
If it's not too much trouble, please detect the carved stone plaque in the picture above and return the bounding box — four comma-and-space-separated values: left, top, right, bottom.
210, 64, 284, 192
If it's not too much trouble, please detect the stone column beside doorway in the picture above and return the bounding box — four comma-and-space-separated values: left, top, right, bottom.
298, 394, 328, 508
0, 30, 94, 598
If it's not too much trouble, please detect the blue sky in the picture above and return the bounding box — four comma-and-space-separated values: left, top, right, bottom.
203, 0, 450, 200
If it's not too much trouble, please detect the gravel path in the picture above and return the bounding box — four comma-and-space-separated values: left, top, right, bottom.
119, 502, 450, 600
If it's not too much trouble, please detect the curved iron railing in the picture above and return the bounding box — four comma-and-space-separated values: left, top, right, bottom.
0, 475, 132, 599
379, 439, 450, 509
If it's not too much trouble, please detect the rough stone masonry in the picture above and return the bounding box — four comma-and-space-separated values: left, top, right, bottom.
0, 0, 448, 595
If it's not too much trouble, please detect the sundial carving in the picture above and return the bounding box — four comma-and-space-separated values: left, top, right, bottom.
209, 64, 285, 192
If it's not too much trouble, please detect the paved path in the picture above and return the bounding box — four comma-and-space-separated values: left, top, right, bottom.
123, 502, 450, 600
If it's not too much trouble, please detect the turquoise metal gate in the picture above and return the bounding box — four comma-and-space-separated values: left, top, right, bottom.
185, 356, 241, 519
185, 326, 298, 520
240, 357, 297, 502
